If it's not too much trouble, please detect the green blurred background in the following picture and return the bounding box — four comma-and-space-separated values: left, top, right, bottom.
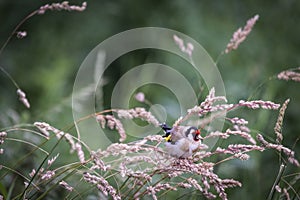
0, 0, 299, 199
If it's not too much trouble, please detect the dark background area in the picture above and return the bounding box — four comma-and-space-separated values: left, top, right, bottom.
0, 1, 299, 199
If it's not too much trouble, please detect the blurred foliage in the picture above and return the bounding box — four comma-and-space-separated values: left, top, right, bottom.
0, 0, 299, 199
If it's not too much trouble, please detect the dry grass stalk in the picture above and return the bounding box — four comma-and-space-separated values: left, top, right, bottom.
274, 99, 290, 143
225, 14, 259, 54
277, 67, 300, 82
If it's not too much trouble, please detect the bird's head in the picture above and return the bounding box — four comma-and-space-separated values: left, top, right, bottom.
185, 127, 201, 142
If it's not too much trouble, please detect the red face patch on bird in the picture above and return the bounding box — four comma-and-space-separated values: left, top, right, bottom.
194, 129, 201, 141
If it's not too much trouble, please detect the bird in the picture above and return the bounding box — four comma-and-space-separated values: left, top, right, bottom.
160, 123, 202, 158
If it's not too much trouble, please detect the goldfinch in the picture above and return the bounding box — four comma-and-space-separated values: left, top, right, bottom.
160, 123, 201, 158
